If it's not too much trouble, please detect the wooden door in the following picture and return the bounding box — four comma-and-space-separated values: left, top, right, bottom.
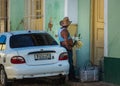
91, 0, 104, 65
25, 0, 43, 30
0, 0, 7, 32
31, 0, 43, 30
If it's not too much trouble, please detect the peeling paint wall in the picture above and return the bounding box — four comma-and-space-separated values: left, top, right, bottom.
45, 0, 64, 42
10, 0, 25, 31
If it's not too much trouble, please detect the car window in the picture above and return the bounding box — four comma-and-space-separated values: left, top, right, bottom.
10, 33, 58, 48
0, 35, 6, 50
10, 35, 34, 48
32, 34, 58, 46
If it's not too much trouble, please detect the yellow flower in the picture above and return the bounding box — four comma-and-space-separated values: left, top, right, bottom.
75, 40, 83, 48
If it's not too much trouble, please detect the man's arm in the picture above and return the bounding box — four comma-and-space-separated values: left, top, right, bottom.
61, 29, 72, 50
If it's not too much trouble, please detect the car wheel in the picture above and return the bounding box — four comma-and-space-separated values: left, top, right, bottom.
0, 66, 8, 86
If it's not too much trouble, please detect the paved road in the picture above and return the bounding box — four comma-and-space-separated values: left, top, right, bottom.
12, 81, 120, 86
6, 78, 68, 86
11, 78, 63, 86
0, 78, 119, 86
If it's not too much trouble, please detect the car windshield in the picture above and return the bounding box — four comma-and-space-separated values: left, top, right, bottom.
10, 33, 58, 48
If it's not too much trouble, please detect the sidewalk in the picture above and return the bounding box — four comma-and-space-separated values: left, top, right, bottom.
67, 81, 119, 86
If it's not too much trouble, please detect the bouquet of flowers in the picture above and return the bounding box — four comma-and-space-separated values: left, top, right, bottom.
73, 34, 83, 48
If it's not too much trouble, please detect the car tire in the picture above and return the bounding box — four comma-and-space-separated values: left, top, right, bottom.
0, 66, 10, 86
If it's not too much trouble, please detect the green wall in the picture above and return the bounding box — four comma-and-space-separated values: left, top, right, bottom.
10, 0, 25, 31
108, 0, 120, 58
45, 0, 64, 42
104, 0, 120, 85
104, 57, 120, 85
77, 0, 90, 68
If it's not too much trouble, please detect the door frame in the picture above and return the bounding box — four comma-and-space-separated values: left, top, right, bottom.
104, 0, 108, 57
90, 0, 95, 63
90, 0, 108, 63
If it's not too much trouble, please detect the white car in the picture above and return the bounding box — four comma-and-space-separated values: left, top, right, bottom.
0, 30, 69, 86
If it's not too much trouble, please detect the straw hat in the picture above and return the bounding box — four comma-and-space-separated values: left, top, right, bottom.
60, 17, 72, 26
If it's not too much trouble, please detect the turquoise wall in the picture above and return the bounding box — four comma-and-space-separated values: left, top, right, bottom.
10, 0, 25, 31
45, 0, 64, 42
77, 0, 90, 68
108, 0, 120, 58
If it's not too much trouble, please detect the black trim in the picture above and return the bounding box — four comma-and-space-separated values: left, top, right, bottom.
28, 50, 56, 55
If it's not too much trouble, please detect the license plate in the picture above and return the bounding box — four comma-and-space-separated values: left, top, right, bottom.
34, 53, 51, 60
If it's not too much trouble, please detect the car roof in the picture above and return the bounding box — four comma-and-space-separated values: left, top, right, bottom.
0, 30, 47, 36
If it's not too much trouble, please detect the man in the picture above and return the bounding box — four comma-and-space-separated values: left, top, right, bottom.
58, 17, 79, 82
